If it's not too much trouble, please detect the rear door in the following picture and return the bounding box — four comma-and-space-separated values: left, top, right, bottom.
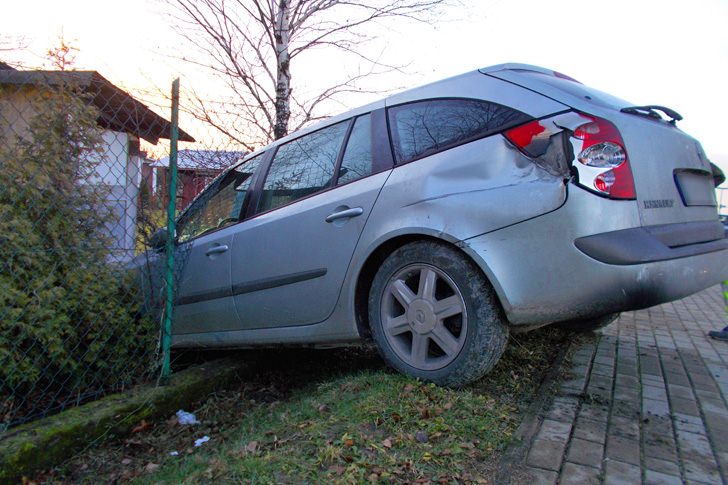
230, 112, 391, 329
484, 65, 719, 227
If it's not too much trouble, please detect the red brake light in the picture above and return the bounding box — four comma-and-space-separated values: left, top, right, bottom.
573, 115, 636, 200
503, 120, 545, 152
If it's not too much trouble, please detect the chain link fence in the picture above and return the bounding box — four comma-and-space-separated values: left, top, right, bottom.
0, 65, 237, 437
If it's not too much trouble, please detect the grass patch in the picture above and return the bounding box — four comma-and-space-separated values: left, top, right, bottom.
140, 373, 512, 483
37, 326, 570, 483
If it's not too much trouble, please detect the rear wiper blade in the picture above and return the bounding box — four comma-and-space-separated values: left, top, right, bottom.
620, 105, 683, 124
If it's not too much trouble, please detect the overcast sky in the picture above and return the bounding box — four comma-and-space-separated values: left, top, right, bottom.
2, 0, 727, 188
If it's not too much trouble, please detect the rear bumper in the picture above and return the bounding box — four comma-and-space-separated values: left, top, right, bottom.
574, 220, 728, 265
460, 189, 728, 326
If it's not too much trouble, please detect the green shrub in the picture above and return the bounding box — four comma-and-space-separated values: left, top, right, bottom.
0, 84, 158, 426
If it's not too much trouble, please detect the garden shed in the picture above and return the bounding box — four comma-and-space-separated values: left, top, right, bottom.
0, 67, 194, 261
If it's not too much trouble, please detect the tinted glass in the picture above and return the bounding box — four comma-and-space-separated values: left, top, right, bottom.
259, 121, 348, 212
177, 154, 263, 242
338, 114, 373, 185
388, 99, 530, 163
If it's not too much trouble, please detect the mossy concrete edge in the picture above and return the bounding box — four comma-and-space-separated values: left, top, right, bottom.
0, 358, 247, 483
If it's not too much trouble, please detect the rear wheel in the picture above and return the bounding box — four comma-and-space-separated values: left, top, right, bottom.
368, 241, 508, 387
555, 313, 620, 333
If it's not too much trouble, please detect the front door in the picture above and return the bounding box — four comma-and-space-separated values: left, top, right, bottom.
172, 154, 263, 334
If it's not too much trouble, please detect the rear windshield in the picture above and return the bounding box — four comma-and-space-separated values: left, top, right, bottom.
513, 69, 634, 110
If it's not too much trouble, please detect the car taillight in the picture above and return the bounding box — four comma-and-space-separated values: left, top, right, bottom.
503, 120, 546, 153
572, 115, 636, 199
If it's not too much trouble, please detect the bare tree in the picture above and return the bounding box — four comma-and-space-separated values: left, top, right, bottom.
46, 33, 79, 71
167, 0, 451, 149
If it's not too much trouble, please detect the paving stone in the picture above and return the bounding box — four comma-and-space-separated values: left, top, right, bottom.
580, 403, 609, 423
664, 372, 691, 387
606, 435, 640, 465
543, 397, 579, 423
566, 437, 604, 468
673, 412, 704, 432
645, 469, 683, 485
643, 427, 678, 462
523, 467, 558, 485
559, 462, 600, 485
670, 396, 700, 416
572, 417, 607, 444
645, 456, 681, 476
592, 363, 615, 377
698, 396, 728, 416
643, 385, 668, 401
609, 415, 640, 439
560, 377, 587, 393
683, 458, 722, 483
604, 459, 642, 484
676, 429, 714, 460
643, 398, 670, 418
527, 439, 565, 471
667, 384, 695, 400
536, 419, 572, 443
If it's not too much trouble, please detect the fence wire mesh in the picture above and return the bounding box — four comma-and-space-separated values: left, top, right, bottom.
0, 66, 237, 436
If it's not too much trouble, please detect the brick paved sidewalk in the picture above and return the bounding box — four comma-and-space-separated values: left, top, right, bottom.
521, 286, 728, 485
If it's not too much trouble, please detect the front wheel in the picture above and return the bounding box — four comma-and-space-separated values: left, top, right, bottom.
368, 241, 508, 387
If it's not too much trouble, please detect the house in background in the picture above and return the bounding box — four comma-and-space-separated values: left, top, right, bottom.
0, 66, 194, 261
143, 149, 245, 211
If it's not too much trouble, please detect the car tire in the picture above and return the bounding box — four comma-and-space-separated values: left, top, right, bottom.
555, 313, 620, 333
368, 240, 509, 387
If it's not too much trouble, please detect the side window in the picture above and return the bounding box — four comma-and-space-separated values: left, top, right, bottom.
338, 114, 373, 185
259, 121, 348, 212
388, 98, 530, 163
177, 154, 263, 242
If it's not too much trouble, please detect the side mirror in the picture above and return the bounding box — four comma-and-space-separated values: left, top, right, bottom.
149, 228, 169, 251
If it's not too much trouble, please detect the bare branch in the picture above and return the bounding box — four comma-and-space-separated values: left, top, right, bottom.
166, 0, 452, 144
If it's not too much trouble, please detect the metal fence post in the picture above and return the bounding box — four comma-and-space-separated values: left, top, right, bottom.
161, 78, 180, 382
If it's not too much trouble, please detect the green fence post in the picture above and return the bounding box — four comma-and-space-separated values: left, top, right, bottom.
161, 78, 180, 383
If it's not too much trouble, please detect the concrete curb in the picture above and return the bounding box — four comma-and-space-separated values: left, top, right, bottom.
495, 336, 576, 484
0, 358, 248, 483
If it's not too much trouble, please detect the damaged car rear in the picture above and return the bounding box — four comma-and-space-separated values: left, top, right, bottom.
137, 63, 728, 387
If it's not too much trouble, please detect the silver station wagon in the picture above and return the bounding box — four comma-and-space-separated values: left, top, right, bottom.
140, 63, 728, 386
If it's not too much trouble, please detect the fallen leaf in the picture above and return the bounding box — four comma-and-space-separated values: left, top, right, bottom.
419, 408, 430, 419
245, 440, 258, 454
328, 465, 346, 476
443, 402, 453, 410
391, 412, 402, 422
344, 438, 354, 447
132, 420, 152, 433
403, 384, 415, 393
144, 463, 160, 473
382, 437, 393, 449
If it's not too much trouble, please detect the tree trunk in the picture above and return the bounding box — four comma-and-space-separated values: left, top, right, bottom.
273, 0, 292, 140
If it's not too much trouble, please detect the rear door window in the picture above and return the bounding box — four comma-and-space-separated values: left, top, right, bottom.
388, 98, 530, 163
258, 121, 349, 212
338, 114, 373, 185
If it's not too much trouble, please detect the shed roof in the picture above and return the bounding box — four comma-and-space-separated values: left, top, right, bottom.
0, 69, 194, 144
153, 149, 246, 170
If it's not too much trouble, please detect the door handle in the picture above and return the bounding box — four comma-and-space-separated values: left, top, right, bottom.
205, 245, 229, 256
325, 207, 364, 223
